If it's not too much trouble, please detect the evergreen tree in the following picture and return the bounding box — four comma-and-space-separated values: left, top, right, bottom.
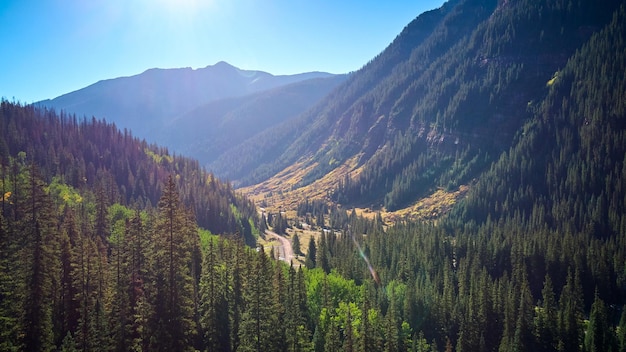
535, 274, 558, 352
270, 262, 288, 352
151, 175, 197, 351
292, 233, 302, 256
199, 240, 230, 351
324, 316, 342, 352
305, 236, 317, 269
511, 277, 535, 352
558, 269, 585, 352
239, 247, 274, 352
73, 213, 99, 351
0, 160, 19, 350
60, 331, 77, 352
285, 264, 312, 352
228, 238, 246, 352
343, 304, 355, 352
56, 208, 81, 345
110, 239, 130, 351
126, 209, 151, 351
384, 294, 399, 352
318, 232, 330, 274
18, 164, 59, 352
360, 284, 374, 352
585, 290, 617, 352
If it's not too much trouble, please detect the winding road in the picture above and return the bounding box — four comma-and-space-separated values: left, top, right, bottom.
265, 230, 294, 263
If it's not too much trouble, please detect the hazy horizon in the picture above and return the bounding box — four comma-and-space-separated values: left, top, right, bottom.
0, 0, 444, 103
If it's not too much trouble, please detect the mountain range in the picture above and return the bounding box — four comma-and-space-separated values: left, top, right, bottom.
37, 0, 626, 222
38, 62, 345, 169
5, 0, 626, 350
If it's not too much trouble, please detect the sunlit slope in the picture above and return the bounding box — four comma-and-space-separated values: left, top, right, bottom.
233, 0, 622, 217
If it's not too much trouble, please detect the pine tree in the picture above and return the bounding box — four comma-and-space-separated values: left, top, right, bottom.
56, 208, 81, 344
384, 294, 399, 352
270, 262, 287, 352
73, 212, 98, 351
318, 232, 330, 274
585, 290, 617, 352
324, 317, 342, 352
296, 267, 312, 334
239, 247, 275, 352
228, 238, 246, 352
151, 175, 197, 351
558, 269, 585, 352
511, 277, 535, 352
199, 240, 230, 351
305, 236, 317, 269
285, 264, 312, 352
110, 216, 130, 351
127, 209, 150, 351
292, 233, 302, 256
344, 304, 355, 352
60, 331, 77, 352
535, 274, 558, 352
18, 164, 58, 352
360, 281, 384, 352
498, 279, 516, 352
0, 164, 20, 350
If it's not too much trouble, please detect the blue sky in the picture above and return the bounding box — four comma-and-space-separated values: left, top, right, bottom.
1, 0, 445, 103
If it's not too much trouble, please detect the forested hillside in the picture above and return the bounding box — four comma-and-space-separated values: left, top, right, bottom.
0, 100, 263, 350
2, 0, 626, 350
300, 5, 626, 351
221, 0, 623, 214
37, 62, 343, 175
0, 101, 258, 243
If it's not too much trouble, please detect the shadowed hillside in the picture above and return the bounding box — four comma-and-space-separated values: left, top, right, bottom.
222, 0, 622, 216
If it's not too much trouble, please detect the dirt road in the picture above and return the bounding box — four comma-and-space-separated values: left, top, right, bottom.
265, 230, 294, 263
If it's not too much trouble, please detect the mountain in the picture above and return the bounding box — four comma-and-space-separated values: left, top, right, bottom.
3, 1, 626, 350
221, 0, 623, 214
0, 100, 266, 349
448, 2, 626, 237
0, 100, 259, 244
161, 74, 347, 168
37, 61, 338, 142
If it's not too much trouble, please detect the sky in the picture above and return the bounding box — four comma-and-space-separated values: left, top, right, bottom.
0, 0, 445, 103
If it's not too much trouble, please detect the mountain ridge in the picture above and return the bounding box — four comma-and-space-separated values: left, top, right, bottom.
163, 74, 348, 167
210, 0, 460, 186
229, 0, 623, 218
37, 61, 339, 142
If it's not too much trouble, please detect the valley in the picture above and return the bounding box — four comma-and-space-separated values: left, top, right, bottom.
2, 0, 626, 351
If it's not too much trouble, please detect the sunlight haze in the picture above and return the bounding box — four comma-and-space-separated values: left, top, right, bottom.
0, 0, 445, 103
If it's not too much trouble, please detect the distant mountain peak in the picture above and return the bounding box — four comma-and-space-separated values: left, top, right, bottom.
212, 61, 236, 69
37, 61, 342, 147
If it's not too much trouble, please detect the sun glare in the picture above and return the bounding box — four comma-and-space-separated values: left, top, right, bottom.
154, 0, 215, 14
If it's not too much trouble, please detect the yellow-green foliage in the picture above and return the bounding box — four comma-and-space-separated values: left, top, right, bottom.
198, 228, 217, 252
144, 147, 173, 165
46, 177, 83, 211
546, 71, 559, 86
108, 203, 135, 243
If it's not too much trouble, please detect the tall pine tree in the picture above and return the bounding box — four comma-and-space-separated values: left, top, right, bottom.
151, 175, 197, 351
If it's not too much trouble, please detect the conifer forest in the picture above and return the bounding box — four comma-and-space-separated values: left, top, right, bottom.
2, 0, 626, 351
